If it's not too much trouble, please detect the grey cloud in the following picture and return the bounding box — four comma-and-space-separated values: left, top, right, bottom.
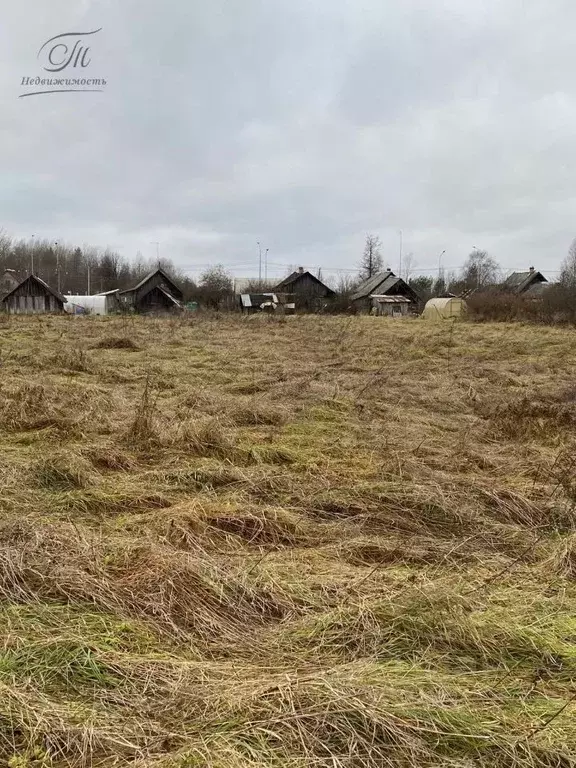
1, 0, 576, 278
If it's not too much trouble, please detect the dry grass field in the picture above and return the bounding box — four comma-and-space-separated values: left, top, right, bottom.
1, 313, 576, 767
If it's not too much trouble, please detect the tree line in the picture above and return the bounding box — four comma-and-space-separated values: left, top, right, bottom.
0, 231, 198, 298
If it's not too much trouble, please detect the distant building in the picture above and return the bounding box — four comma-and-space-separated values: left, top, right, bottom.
502, 267, 548, 296
1, 274, 66, 314
273, 268, 335, 311
351, 271, 420, 316
119, 269, 183, 313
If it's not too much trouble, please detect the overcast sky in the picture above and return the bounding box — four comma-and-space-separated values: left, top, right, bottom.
1, 0, 575, 280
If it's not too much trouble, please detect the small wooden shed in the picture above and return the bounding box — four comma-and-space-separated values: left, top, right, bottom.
422, 297, 467, 321
351, 271, 420, 314
1, 275, 66, 314
120, 269, 183, 314
239, 293, 279, 314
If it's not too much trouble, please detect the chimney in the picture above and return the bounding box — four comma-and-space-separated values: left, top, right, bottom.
298, 266, 304, 274
529, 266, 535, 273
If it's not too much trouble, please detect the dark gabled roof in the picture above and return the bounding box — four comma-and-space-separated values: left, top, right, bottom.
351, 271, 395, 301
352, 271, 421, 303
120, 268, 181, 295
503, 270, 547, 294
274, 270, 335, 296
1, 274, 66, 304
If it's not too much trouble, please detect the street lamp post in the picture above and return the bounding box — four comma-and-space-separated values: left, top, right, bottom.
438, 249, 446, 274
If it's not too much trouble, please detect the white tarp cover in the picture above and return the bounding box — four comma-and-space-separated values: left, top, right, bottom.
64, 295, 108, 315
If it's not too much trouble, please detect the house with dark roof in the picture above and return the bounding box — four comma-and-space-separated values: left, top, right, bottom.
1, 274, 66, 314
351, 271, 420, 316
274, 267, 335, 311
502, 267, 548, 296
119, 268, 184, 313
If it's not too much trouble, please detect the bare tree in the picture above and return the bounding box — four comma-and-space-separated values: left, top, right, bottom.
244, 279, 277, 292
560, 238, 576, 288
198, 264, 234, 309
359, 235, 383, 280
199, 264, 233, 293
337, 273, 359, 295
460, 250, 500, 291
402, 252, 416, 281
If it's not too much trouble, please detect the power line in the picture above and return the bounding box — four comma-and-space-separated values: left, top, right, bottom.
178, 262, 563, 276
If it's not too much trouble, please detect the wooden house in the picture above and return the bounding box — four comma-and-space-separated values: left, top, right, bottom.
119, 269, 183, 314
274, 268, 335, 311
1, 274, 66, 314
351, 271, 420, 316
502, 267, 548, 296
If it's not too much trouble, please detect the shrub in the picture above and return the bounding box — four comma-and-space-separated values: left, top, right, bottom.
467, 286, 576, 325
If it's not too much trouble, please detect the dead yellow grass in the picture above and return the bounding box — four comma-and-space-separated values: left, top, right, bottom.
0, 314, 576, 766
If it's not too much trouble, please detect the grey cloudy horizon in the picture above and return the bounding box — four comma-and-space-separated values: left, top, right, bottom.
1, 0, 576, 281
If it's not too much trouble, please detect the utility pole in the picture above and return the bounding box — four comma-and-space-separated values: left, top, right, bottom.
257, 242, 262, 281
87, 265, 91, 295
31, 235, 35, 275
55, 241, 61, 293
265, 248, 269, 281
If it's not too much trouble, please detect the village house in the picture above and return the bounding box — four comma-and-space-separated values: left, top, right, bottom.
502, 267, 549, 297
119, 268, 183, 313
274, 267, 335, 298
351, 271, 420, 316
274, 267, 335, 311
1, 274, 66, 314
